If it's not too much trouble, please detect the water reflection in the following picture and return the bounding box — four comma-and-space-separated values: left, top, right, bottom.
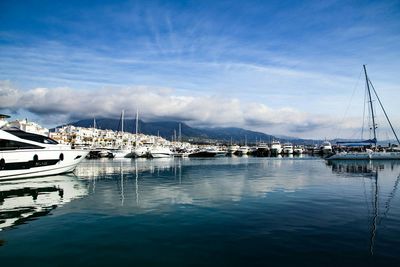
73, 158, 332, 214
327, 160, 400, 255
2, 158, 400, 264
0, 175, 88, 231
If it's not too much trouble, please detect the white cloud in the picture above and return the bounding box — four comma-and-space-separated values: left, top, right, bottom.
1, 81, 377, 139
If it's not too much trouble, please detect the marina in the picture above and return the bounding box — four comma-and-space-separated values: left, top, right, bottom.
1, 157, 400, 266
1, 1, 400, 266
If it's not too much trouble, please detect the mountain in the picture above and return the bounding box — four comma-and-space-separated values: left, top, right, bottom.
58, 118, 310, 144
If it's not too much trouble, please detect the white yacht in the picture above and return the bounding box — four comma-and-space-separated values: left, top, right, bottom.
293, 145, 305, 154
0, 128, 88, 180
270, 140, 282, 154
282, 143, 294, 154
320, 141, 332, 154
236, 146, 249, 155
133, 143, 151, 158
113, 146, 134, 158
148, 145, 173, 158
227, 144, 240, 155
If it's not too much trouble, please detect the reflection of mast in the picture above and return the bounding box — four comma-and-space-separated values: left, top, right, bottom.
135, 160, 139, 205
120, 161, 124, 206
179, 159, 182, 184
370, 168, 378, 255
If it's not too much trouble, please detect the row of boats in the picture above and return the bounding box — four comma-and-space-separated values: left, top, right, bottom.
0, 121, 399, 181
89, 140, 335, 159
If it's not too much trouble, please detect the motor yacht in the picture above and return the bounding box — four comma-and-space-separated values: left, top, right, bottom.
148, 145, 173, 158
320, 141, 333, 154
0, 128, 88, 180
293, 145, 305, 154
282, 143, 294, 154
270, 140, 282, 154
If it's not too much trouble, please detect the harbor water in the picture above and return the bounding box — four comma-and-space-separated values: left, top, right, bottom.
1, 157, 400, 266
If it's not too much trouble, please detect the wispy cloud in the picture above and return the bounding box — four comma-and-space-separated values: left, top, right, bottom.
1, 0, 399, 138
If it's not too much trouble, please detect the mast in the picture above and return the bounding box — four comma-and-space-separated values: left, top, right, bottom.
135, 108, 139, 148
179, 123, 182, 142
121, 109, 125, 133
363, 65, 377, 144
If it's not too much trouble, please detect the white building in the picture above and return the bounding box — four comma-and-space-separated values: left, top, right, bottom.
7, 119, 49, 136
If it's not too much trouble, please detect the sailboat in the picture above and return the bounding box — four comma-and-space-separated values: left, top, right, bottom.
328, 65, 400, 160
132, 108, 149, 158
113, 110, 134, 158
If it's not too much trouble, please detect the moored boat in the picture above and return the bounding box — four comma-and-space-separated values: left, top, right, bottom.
0, 128, 88, 180
327, 65, 400, 160
270, 140, 282, 155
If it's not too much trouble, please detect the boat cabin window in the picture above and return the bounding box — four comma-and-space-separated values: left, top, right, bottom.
3, 128, 58, 145
0, 139, 44, 150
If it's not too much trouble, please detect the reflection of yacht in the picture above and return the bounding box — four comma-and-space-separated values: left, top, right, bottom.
0, 175, 88, 230
327, 160, 378, 177
0, 128, 88, 180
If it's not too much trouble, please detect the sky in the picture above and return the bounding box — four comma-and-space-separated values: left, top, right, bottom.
0, 0, 399, 139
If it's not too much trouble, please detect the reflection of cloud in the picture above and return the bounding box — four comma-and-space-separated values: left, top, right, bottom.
74, 158, 316, 211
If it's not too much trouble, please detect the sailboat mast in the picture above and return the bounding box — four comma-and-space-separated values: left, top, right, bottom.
121, 109, 124, 133
135, 108, 139, 148
363, 65, 377, 143
178, 123, 182, 142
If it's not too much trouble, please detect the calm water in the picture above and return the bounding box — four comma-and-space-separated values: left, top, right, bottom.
1, 157, 400, 266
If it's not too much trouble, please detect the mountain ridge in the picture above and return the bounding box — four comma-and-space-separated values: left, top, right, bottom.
57, 118, 317, 144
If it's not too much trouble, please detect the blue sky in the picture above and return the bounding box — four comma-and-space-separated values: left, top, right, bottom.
1, 0, 400, 139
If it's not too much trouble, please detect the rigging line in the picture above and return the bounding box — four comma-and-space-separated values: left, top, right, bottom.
336, 68, 363, 138
368, 78, 400, 145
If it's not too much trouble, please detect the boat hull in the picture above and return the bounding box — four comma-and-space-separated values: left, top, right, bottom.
0, 149, 88, 180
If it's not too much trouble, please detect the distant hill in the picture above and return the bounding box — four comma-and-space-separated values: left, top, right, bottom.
57, 118, 314, 144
